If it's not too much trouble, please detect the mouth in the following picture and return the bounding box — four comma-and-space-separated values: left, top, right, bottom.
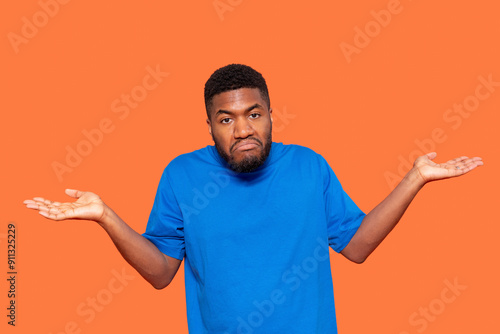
233, 140, 261, 152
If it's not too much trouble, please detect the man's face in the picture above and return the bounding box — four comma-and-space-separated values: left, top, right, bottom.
207, 87, 273, 173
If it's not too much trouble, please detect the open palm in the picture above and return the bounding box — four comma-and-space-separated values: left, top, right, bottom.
23, 189, 105, 222
414, 152, 484, 184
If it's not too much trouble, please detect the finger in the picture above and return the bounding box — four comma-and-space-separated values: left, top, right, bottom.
29, 197, 58, 208
445, 156, 469, 164
464, 161, 484, 169
25, 198, 64, 207
461, 157, 483, 165
425, 152, 437, 160
46, 206, 66, 215
461, 158, 484, 167
25, 202, 42, 210
453, 161, 482, 174
442, 158, 479, 169
25, 201, 63, 212
469, 157, 484, 164
457, 165, 476, 174
65, 189, 84, 199
38, 211, 50, 218
37, 205, 52, 212
39, 205, 74, 219
38, 210, 67, 221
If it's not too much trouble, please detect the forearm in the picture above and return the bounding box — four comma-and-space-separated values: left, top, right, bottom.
341, 168, 425, 263
98, 205, 180, 289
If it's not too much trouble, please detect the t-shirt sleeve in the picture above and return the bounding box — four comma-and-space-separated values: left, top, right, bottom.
320, 156, 366, 253
142, 166, 185, 261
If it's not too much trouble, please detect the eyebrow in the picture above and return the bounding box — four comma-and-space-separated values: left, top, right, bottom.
215, 103, 263, 118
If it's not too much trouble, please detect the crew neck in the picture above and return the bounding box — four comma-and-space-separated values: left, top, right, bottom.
208, 142, 282, 174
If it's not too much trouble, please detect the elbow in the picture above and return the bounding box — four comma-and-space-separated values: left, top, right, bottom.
342, 248, 370, 264
341, 242, 375, 264
150, 277, 173, 290
349, 255, 367, 264
152, 281, 169, 290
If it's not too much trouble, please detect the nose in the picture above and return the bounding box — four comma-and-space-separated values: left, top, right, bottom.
233, 117, 255, 139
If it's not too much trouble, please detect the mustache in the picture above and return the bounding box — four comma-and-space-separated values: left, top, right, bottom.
230, 138, 262, 152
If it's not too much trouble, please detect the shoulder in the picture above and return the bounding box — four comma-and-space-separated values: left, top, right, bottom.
277, 142, 326, 164
161, 145, 215, 178
272, 143, 334, 178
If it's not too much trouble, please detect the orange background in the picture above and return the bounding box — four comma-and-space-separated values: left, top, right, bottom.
1, 0, 498, 333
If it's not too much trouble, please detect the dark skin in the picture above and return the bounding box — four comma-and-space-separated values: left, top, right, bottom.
210, 89, 484, 263
207, 87, 273, 172
21, 88, 272, 290
23, 87, 484, 289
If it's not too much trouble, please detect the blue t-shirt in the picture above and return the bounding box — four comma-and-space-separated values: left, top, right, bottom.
142, 142, 366, 333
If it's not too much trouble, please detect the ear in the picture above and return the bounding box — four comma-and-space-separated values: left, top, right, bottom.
206, 118, 212, 136
269, 108, 273, 124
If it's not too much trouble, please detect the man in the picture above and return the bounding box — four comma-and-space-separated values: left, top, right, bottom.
24, 64, 483, 333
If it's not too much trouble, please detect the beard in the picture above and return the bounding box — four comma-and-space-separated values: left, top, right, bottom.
213, 126, 272, 174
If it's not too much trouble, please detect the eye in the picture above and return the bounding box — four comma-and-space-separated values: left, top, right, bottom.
250, 113, 260, 119
221, 118, 231, 124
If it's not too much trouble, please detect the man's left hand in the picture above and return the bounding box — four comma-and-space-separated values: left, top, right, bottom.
413, 152, 484, 184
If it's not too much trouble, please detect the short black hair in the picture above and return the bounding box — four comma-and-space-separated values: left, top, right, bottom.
204, 64, 270, 119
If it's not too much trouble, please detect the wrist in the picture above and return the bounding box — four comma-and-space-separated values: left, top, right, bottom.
404, 167, 427, 190
98, 204, 116, 228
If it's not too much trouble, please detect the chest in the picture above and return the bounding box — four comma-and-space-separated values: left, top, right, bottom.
179, 168, 326, 253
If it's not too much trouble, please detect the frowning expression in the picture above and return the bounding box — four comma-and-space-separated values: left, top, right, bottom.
206, 88, 273, 173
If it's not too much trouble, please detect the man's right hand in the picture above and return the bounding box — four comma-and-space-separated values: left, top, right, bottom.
23, 188, 182, 289
23, 189, 106, 223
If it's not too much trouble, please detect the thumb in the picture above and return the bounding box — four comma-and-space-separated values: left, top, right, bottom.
425, 152, 437, 160
65, 188, 83, 198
